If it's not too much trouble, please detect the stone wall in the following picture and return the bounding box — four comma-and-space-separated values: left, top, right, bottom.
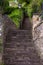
0, 14, 3, 64
0, 14, 17, 64
32, 14, 41, 29
32, 14, 43, 64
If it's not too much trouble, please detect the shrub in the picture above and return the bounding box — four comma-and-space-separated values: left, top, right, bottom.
8, 8, 23, 28
0, 0, 9, 14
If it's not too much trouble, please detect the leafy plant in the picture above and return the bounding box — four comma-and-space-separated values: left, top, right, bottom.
0, 0, 43, 28
8, 8, 23, 28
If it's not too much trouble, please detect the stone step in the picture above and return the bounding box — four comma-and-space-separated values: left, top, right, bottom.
11, 35, 32, 39
4, 42, 33, 48
9, 30, 32, 35
6, 38, 31, 42
3, 51, 40, 65
4, 47, 39, 58
3, 56, 40, 62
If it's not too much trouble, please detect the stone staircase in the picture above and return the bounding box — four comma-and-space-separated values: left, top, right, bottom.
0, 14, 43, 65
3, 30, 41, 65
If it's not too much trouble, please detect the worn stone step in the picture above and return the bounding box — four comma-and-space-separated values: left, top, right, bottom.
9, 30, 32, 36
4, 47, 38, 54
4, 63, 40, 65
3, 53, 40, 59
6, 35, 32, 43
3, 54, 40, 65
3, 51, 40, 60
11, 35, 32, 39
3, 62, 32, 65
4, 57, 40, 62
9, 39, 32, 43
4, 47, 39, 59
4, 47, 35, 51
4, 42, 33, 48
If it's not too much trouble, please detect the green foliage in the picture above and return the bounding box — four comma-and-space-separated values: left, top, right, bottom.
18, 0, 31, 4
25, 4, 33, 17
0, 0, 43, 28
4, 7, 15, 14
8, 8, 23, 28
31, 0, 43, 12
25, 0, 43, 17
0, 0, 9, 14
0, 0, 43, 15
